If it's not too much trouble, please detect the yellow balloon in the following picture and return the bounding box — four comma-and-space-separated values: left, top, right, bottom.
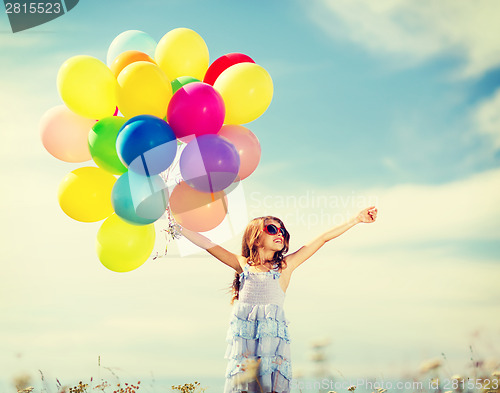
117, 61, 173, 118
214, 63, 273, 125
58, 166, 116, 222
155, 27, 209, 81
96, 213, 155, 272
57, 55, 118, 119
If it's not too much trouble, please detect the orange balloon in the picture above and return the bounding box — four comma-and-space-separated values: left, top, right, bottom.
169, 181, 228, 232
110, 50, 156, 78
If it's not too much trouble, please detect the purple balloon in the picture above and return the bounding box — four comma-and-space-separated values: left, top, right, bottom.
180, 134, 240, 193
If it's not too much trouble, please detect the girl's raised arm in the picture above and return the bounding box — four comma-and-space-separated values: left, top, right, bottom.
285, 206, 377, 272
180, 226, 245, 273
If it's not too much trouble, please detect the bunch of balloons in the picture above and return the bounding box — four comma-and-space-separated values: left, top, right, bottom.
40, 28, 273, 273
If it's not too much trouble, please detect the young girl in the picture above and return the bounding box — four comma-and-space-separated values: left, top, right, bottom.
180, 206, 378, 393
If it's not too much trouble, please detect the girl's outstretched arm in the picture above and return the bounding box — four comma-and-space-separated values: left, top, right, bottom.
180, 226, 245, 273
285, 206, 377, 272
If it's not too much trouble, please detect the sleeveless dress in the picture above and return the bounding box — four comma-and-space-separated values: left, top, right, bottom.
224, 263, 292, 393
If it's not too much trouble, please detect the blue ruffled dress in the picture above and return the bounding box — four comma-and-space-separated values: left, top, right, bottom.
224, 263, 292, 393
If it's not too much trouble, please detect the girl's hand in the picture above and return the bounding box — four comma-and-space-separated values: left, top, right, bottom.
357, 206, 377, 223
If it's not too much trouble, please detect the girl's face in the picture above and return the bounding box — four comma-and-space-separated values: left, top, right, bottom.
259, 219, 286, 252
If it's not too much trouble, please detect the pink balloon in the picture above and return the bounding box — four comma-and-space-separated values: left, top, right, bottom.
40, 105, 96, 162
167, 82, 225, 140
218, 125, 261, 180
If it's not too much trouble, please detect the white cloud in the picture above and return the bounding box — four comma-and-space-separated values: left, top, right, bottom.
360, 168, 500, 245
307, 0, 500, 79
286, 248, 500, 378
0, 32, 50, 49
474, 88, 500, 149
246, 167, 500, 253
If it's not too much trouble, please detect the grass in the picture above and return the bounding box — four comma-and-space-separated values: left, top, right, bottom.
12, 367, 207, 393
10, 344, 500, 393
14, 377, 207, 393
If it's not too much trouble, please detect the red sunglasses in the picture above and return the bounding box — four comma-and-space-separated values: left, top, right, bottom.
263, 224, 287, 237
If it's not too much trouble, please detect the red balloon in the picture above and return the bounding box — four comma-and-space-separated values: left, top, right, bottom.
203, 53, 255, 85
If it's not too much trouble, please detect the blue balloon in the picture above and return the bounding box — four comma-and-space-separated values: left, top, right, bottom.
106, 30, 157, 66
111, 171, 168, 225
116, 115, 177, 176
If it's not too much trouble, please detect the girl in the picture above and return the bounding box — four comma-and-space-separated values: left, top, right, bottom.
180, 206, 378, 393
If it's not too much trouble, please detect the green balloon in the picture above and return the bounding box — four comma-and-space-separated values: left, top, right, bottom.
88, 116, 128, 175
171, 76, 200, 94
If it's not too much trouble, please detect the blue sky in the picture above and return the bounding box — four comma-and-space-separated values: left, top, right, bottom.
1, 1, 500, 392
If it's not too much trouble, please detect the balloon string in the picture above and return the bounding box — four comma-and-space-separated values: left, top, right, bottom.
140, 154, 150, 177
152, 142, 183, 261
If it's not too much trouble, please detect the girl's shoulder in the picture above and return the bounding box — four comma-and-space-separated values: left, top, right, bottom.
238, 257, 250, 271
279, 256, 293, 276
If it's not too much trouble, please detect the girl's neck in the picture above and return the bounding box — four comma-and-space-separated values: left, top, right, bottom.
254, 248, 275, 265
